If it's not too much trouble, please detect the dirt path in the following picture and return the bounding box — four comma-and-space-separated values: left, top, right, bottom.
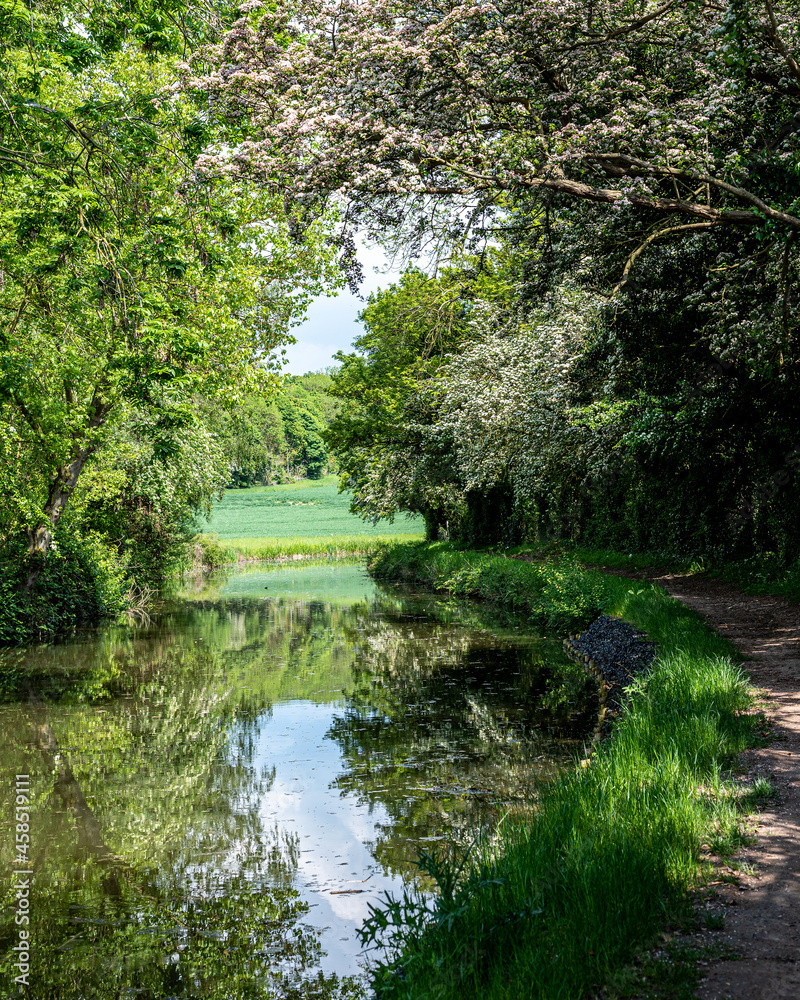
610, 570, 800, 999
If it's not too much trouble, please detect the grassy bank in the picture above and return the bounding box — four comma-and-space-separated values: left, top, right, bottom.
363, 543, 759, 1000
194, 532, 419, 568
572, 544, 800, 602
370, 542, 610, 634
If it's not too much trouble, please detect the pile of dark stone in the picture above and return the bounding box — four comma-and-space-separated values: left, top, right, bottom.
570, 614, 656, 687
563, 615, 657, 747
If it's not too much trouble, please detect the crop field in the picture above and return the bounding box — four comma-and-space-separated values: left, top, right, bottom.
201, 476, 422, 540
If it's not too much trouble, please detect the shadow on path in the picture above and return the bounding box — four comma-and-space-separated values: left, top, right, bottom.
599, 567, 800, 1000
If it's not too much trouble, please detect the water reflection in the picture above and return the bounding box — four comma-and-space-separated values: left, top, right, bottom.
0, 566, 595, 998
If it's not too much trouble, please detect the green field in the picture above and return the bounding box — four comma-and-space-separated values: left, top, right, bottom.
201, 476, 422, 540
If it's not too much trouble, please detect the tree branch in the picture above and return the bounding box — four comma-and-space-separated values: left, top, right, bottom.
611, 222, 715, 294
764, 0, 800, 89
415, 158, 763, 226
550, 0, 682, 53
589, 154, 800, 229
781, 232, 797, 337
10, 393, 45, 441
2, 296, 28, 346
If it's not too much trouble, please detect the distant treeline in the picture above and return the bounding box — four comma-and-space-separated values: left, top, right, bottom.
205, 373, 339, 487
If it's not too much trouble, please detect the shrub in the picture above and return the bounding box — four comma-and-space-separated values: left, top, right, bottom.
192, 533, 237, 570
0, 527, 128, 644
369, 542, 609, 634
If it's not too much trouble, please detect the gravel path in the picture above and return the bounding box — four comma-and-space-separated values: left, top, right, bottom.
591, 566, 800, 1000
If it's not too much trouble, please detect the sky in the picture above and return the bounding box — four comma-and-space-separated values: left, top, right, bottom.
280, 241, 404, 375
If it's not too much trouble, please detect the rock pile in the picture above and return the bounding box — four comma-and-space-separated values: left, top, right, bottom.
567, 614, 656, 686
563, 614, 657, 745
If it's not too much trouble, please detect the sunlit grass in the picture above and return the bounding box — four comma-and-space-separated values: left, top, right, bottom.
369, 541, 610, 634
193, 532, 420, 567
227, 474, 340, 493
200, 479, 422, 540
361, 543, 759, 1000
229, 534, 421, 558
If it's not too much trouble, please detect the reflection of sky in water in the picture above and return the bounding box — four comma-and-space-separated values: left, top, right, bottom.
0, 566, 595, 997
253, 701, 405, 976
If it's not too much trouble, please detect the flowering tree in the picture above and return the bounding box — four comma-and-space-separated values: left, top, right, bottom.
434, 289, 600, 495
192, 0, 800, 556
327, 269, 603, 539
196, 0, 800, 271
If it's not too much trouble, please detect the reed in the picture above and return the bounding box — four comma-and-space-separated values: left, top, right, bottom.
193, 532, 412, 567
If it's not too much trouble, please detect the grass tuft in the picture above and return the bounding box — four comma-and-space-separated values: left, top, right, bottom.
740, 776, 778, 808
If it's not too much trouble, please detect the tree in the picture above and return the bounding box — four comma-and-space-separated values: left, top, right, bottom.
275, 395, 329, 477
199, 374, 338, 489
72, 412, 231, 587
325, 268, 483, 535
203, 394, 287, 487
432, 286, 605, 543
0, 0, 340, 593
196, 1, 800, 275
194, 0, 800, 558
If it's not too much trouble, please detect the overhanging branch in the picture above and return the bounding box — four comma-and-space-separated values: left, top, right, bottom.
764, 0, 800, 89
589, 154, 800, 229
611, 222, 715, 294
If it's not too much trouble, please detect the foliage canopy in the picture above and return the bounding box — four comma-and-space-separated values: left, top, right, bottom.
0, 0, 340, 608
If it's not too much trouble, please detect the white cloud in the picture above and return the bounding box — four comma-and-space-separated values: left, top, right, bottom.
282, 241, 406, 375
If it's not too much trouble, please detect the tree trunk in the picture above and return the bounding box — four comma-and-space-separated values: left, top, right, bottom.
34, 720, 122, 897
23, 448, 94, 595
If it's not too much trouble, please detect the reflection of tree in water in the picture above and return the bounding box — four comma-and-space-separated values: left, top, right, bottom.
0, 601, 366, 1000
0, 589, 594, 996
326, 605, 596, 879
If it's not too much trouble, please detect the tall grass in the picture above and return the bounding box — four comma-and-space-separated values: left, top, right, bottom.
193, 532, 415, 568
361, 544, 756, 1000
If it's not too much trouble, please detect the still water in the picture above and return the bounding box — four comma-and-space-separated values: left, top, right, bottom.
0, 564, 596, 999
